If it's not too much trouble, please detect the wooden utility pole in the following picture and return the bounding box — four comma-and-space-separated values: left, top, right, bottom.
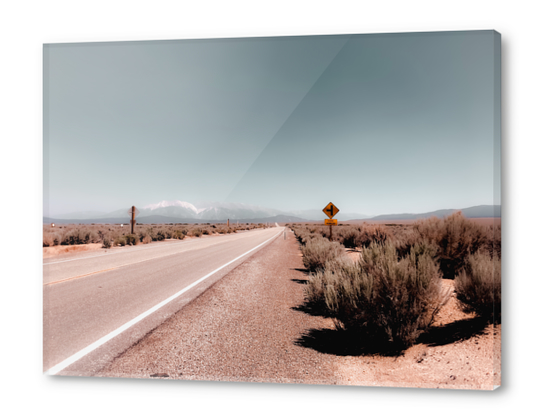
128, 206, 139, 234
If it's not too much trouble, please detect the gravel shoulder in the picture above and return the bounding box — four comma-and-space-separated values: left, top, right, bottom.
96, 230, 500, 390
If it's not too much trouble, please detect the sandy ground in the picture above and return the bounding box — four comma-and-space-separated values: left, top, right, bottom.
95, 231, 500, 390
43, 243, 103, 258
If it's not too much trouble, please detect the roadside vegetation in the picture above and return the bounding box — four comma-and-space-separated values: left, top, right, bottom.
43, 222, 271, 249
289, 212, 501, 354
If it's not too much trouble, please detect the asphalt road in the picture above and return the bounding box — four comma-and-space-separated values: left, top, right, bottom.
43, 226, 283, 375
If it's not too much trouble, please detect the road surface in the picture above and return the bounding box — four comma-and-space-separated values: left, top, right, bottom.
43, 226, 283, 375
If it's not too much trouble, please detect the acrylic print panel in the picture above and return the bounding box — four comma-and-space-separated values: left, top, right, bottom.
43, 30, 501, 389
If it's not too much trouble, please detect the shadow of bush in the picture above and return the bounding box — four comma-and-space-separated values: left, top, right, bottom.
294, 328, 403, 357
417, 317, 489, 347
291, 300, 333, 318
290, 278, 308, 285
295, 316, 490, 357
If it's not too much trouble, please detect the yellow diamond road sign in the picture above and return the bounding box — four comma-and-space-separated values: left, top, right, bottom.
323, 202, 339, 219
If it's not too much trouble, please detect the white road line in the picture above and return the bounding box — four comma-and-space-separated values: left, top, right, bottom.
45, 228, 284, 375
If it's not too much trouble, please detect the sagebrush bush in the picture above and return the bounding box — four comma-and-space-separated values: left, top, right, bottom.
302, 237, 345, 273
303, 256, 355, 315
482, 224, 501, 259
153, 229, 166, 241
394, 212, 494, 279
59, 228, 99, 245
306, 242, 448, 352
173, 230, 185, 240
455, 252, 501, 323
437, 212, 487, 279
190, 228, 202, 237
43, 232, 61, 247
114, 236, 126, 247
336, 227, 362, 248
124, 234, 139, 245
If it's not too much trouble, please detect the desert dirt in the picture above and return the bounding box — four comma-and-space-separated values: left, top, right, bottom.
43, 243, 103, 258
96, 230, 500, 390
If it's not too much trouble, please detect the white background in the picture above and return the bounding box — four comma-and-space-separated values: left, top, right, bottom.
0, 1, 539, 419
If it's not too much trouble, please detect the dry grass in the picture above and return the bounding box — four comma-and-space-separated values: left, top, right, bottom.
44, 222, 271, 249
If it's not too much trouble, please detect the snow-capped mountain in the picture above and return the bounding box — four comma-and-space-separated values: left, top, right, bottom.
143, 200, 200, 214
138, 200, 282, 221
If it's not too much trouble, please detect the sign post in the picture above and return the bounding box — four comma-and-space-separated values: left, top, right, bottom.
322, 202, 340, 241
128, 206, 139, 235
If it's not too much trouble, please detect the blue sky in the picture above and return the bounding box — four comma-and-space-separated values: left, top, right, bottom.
44, 30, 500, 216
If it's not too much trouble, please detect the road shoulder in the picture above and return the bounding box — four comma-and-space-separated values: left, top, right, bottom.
96, 229, 343, 384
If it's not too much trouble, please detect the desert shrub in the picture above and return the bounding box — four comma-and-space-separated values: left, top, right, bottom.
302, 237, 345, 273
309, 242, 447, 352
154, 230, 166, 241
142, 235, 152, 244
394, 213, 491, 279
482, 224, 501, 259
291, 226, 321, 245
294, 224, 392, 249
202, 228, 210, 235
102, 238, 111, 249
357, 224, 392, 247
303, 256, 354, 315
173, 230, 185, 240
337, 227, 362, 248
455, 252, 501, 323
60, 228, 99, 245
43, 232, 61, 247
124, 234, 139, 246
114, 236, 126, 247
190, 228, 202, 237
437, 212, 487, 278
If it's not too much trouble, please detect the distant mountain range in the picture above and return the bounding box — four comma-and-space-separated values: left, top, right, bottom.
44, 201, 501, 224
364, 205, 501, 221
47, 200, 316, 224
